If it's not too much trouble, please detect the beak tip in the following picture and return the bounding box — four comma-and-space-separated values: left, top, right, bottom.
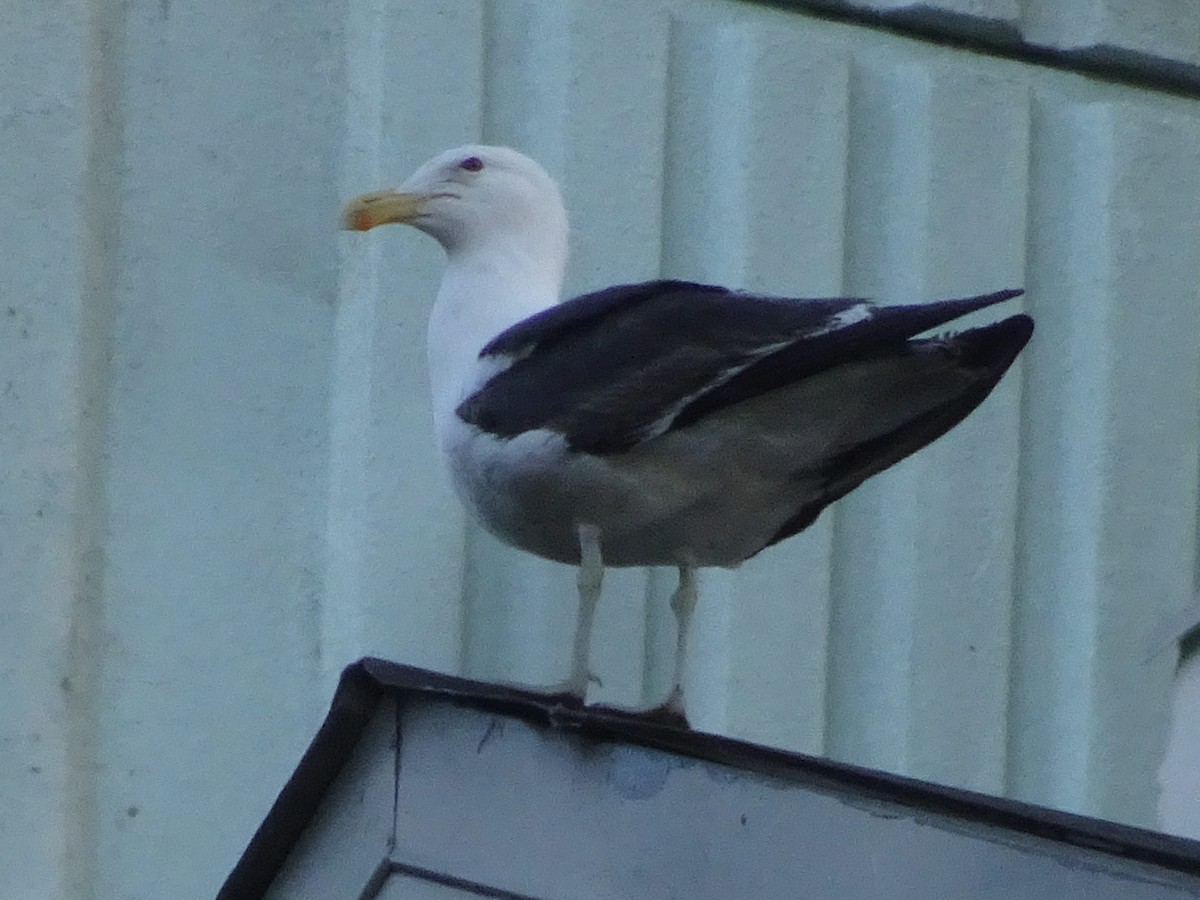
340, 202, 373, 232
340, 189, 421, 231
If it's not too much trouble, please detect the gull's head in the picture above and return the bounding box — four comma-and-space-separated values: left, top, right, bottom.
342, 145, 569, 267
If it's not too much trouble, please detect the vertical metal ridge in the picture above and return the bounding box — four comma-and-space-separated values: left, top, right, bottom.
480, 0, 571, 167
380, 1, 482, 675
671, 20, 757, 284
1006, 95, 1200, 826
659, 17, 759, 727
65, 2, 126, 896
325, 0, 386, 688
827, 55, 931, 773
332, 1, 485, 683
639, 567, 677, 709
659, 18, 849, 740
468, 0, 678, 708
1085, 105, 1200, 824
1002, 111, 1041, 800
479, 0, 501, 143
467, 0, 585, 693
706, 22, 852, 752
642, 12, 701, 710
827, 51, 1027, 792
902, 67, 1027, 794
1009, 97, 1113, 814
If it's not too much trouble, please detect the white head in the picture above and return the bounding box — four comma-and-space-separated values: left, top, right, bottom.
343, 145, 569, 281
344, 146, 572, 423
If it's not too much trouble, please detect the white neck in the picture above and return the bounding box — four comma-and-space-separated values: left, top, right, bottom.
426, 240, 565, 435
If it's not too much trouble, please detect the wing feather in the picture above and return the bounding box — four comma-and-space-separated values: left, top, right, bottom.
457, 281, 1023, 455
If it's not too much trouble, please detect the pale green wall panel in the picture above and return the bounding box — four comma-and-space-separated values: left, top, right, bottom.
6, 0, 1200, 897
1012, 94, 1200, 822
657, 17, 852, 748
328, 0, 482, 686
87, 0, 346, 895
465, 0, 675, 706
830, 57, 1029, 794
0, 5, 99, 899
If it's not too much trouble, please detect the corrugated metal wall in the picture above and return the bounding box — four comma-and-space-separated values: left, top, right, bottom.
5, 0, 1200, 896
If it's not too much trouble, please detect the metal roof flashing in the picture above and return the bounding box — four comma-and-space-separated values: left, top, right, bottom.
219, 659, 1200, 899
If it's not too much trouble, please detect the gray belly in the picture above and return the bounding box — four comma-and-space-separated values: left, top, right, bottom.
443, 423, 807, 568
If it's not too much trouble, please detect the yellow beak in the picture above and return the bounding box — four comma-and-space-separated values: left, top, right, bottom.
340, 189, 429, 231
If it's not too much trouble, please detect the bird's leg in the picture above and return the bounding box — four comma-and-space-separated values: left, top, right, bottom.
565, 523, 604, 698
663, 564, 698, 718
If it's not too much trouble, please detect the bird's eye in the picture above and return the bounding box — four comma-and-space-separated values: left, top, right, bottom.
459, 156, 484, 172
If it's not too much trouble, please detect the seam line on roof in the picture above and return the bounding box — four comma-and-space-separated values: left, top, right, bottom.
384, 861, 549, 899
754, 0, 1200, 100
390, 697, 402, 852
356, 857, 392, 900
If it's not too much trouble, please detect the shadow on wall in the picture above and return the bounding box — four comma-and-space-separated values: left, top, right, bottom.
1160, 630, 1200, 840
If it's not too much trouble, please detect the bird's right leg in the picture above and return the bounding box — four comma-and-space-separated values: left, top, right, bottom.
662, 564, 698, 718
564, 522, 603, 698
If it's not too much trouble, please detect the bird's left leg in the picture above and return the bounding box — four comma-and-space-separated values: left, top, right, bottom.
564, 523, 603, 698
663, 564, 698, 719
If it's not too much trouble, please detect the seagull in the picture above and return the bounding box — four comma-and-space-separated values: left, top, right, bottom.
342, 144, 1033, 721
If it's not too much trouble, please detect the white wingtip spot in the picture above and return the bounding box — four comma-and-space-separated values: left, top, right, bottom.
812, 302, 874, 336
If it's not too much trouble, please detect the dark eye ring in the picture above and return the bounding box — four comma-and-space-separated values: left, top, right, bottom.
459, 156, 484, 172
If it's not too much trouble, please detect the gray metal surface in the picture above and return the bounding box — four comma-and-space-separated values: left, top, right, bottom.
244, 664, 1200, 900
378, 700, 1197, 900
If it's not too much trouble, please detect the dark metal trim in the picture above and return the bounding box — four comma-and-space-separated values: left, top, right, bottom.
382, 860, 549, 900
757, 0, 1200, 100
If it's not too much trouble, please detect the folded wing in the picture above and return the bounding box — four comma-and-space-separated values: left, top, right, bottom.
458, 280, 1028, 457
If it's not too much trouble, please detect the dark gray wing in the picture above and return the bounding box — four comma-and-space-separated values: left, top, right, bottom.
457, 280, 1024, 455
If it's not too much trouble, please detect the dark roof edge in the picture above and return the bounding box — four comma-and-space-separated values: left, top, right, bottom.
219, 658, 1200, 898
217, 664, 384, 900
760, 0, 1200, 100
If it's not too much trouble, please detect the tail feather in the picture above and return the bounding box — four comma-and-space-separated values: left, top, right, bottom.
759, 313, 1033, 551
